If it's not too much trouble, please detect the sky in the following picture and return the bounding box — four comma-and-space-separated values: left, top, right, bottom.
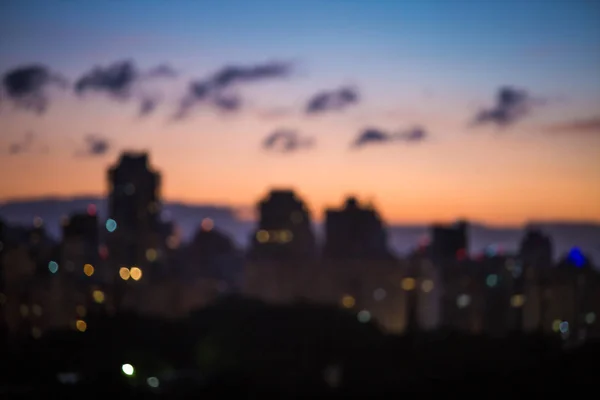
1, 0, 599, 225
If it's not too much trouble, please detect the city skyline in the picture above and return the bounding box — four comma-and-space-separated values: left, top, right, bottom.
1, 0, 600, 225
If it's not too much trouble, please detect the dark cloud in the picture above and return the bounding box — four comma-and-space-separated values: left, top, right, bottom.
306, 86, 359, 114
352, 127, 427, 148
1, 65, 66, 113
262, 129, 314, 153
474, 86, 540, 127
7, 132, 35, 155
139, 96, 159, 117
78, 134, 110, 156
544, 117, 600, 134
75, 60, 177, 116
175, 61, 292, 119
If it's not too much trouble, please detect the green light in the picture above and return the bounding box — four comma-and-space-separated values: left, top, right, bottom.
486, 274, 498, 287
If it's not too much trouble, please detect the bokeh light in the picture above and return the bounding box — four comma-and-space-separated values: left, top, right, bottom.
106, 219, 117, 232
119, 267, 131, 280
48, 261, 59, 274
130, 267, 142, 281
92, 290, 105, 304
83, 263, 94, 276
401, 277, 416, 291
122, 364, 134, 376
76, 320, 87, 332
341, 295, 355, 308
357, 310, 371, 323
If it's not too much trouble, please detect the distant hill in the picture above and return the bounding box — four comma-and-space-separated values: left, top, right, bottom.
1, 196, 599, 262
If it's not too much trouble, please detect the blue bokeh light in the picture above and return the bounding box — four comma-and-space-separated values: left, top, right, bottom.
48, 261, 59, 274
567, 247, 585, 268
106, 219, 118, 233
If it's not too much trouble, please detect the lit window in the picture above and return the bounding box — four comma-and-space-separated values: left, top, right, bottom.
510, 294, 525, 308
146, 248, 157, 262
401, 277, 416, 291
279, 230, 293, 243
130, 267, 142, 281
373, 288, 386, 301
76, 320, 87, 332
83, 263, 95, 276
256, 230, 269, 243
421, 279, 434, 293
456, 294, 471, 308
357, 310, 371, 323
119, 267, 130, 280
92, 290, 105, 304
341, 295, 355, 308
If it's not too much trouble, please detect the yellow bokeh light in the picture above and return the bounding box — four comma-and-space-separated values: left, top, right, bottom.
119, 267, 131, 280
279, 230, 293, 243
32, 327, 42, 339
421, 279, 434, 293
552, 319, 561, 332
76, 319, 87, 332
83, 263, 95, 276
341, 295, 356, 309
511, 294, 526, 308
401, 277, 416, 291
92, 290, 105, 304
256, 230, 269, 243
146, 248, 157, 262
130, 267, 142, 281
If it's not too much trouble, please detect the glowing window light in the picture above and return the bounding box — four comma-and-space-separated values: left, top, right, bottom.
456, 294, 471, 308
92, 290, 105, 304
121, 364, 134, 376
585, 312, 596, 325
256, 230, 269, 243
421, 279, 434, 293
401, 277, 416, 291
511, 294, 526, 308
357, 310, 371, 323
83, 264, 95, 276
105, 219, 117, 232
119, 267, 130, 280
146, 248, 157, 262
486, 274, 498, 287
75, 320, 87, 332
373, 288, 386, 301
341, 295, 355, 309
130, 267, 142, 281
48, 261, 59, 274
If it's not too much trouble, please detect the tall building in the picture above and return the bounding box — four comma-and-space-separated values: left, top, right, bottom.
519, 229, 553, 332
248, 189, 316, 261
107, 152, 163, 271
430, 221, 468, 265
323, 197, 394, 261
61, 208, 99, 279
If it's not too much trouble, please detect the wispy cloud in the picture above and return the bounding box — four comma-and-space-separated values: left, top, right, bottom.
544, 116, 600, 134
262, 129, 314, 153
352, 127, 427, 148
306, 86, 359, 114
473, 86, 543, 127
75, 134, 111, 157
175, 61, 293, 119
7, 131, 36, 155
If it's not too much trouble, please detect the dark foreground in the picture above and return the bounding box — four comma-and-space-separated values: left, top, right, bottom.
1, 297, 598, 397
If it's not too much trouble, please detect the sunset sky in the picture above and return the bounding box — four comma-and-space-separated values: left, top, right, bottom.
1, 0, 599, 225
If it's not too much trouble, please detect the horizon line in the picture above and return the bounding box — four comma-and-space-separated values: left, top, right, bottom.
2, 192, 600, 229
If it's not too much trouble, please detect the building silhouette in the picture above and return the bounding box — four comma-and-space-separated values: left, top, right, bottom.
248, 189, 316, 261
107, 152, 164, 273
323, 197, 394, 261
